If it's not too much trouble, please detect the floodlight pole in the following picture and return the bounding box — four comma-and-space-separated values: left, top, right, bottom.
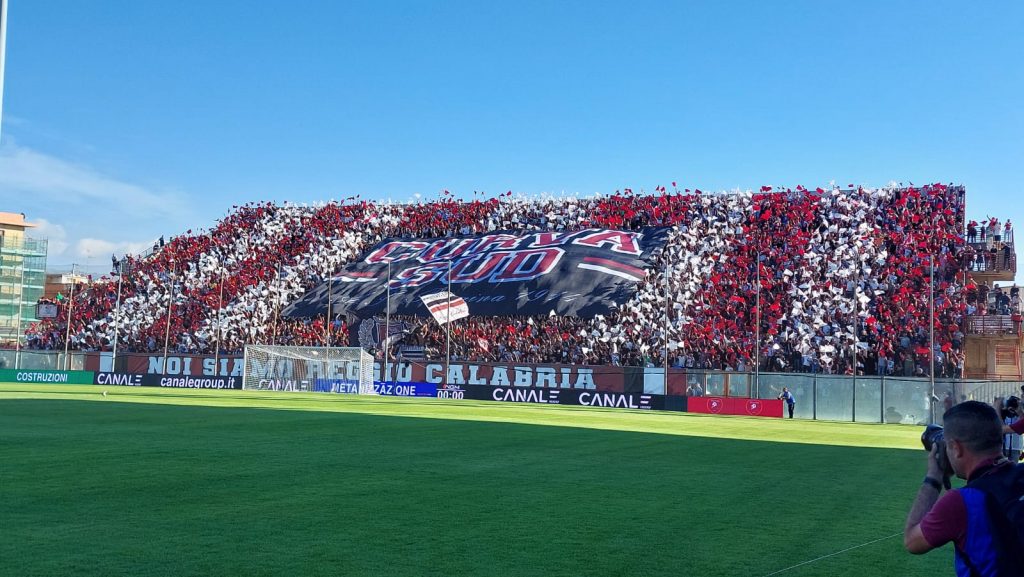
14, 253, 24, 369
161, 261, 175, 373
63, 264, 77, 370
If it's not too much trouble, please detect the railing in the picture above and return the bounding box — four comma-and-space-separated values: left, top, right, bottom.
967, 230, 1014, 248
966, 315, 1022, 336
968, 252, 1016, 275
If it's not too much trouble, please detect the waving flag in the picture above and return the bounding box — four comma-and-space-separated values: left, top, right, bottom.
421, 291, 469, 325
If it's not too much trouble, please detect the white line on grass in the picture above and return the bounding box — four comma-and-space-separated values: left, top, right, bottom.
759, 532, 902, 577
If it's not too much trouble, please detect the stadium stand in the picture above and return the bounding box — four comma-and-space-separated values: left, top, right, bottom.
24, 184, 990, 377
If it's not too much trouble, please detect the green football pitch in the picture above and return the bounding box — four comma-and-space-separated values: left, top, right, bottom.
0, 384, 951, 577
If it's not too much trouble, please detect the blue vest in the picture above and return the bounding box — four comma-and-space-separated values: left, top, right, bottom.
954, 488, 1001, 577
953, 464, 1024, 577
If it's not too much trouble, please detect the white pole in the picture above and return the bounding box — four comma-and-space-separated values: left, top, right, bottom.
14, 251, 24, 369
111, 261, 124, 371
385, 260, 392, 384
271, 263, 282, 345
161, 262, 175, 373
214, 267, 225, 375
663, 261, 669, 395
929, 254, 936, 421
326, 272, 333, 348
852, 282, 858, 422
0, 0, 10, 143
444, 260, 452, 387
754, 254, 760, 397
63, 264, 77, 370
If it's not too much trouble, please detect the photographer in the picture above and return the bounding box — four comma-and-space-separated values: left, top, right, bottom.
1002, 386, 1024, 444
1002, 397, 1022, 462
904, 401, 1024, 576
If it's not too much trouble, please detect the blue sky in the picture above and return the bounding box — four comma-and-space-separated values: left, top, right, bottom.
1, 1, 1021, 282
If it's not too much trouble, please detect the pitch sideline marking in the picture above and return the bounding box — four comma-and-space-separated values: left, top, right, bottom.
759, 532, 902, 577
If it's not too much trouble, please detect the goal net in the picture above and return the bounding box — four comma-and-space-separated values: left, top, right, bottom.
242, 345, 376, 394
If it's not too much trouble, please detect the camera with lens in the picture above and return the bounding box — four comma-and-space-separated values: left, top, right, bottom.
921, 424, 953, 488
1005, 396, 1020, 418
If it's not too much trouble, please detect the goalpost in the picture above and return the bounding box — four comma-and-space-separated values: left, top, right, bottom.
242, 344, 376, 395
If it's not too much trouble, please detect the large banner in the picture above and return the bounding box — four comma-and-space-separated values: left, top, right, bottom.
85, 353, 644, 392
282, 227, 672, 318
92, 354, 246, 377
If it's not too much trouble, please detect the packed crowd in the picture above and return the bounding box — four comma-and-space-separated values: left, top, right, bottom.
24, 183, 995, 377
968, 284, 1022, 317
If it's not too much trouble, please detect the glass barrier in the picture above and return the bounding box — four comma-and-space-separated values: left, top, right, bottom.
959, 380, 1024, 405
706, 373, 726, 396
854, 378, 883, 423
0, 350, 85, 371
883, 378, 932, 425
727, 373, 750, 397
756, 373, 815, 419
815, 375, 854, 422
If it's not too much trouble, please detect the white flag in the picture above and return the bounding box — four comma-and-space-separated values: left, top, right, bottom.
420, 291, 469, 325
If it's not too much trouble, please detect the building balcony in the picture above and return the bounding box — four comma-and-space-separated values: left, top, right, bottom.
968, 252, 1016, 282
965, 314, 1022, 337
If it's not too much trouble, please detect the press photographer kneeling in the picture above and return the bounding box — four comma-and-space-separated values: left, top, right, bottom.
904, 401, 1024, 577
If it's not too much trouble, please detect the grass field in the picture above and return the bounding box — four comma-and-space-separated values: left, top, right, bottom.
0, 384, 951, 576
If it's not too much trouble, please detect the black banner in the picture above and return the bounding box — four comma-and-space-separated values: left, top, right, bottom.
455, 384, 671, 411
463, 385, 564, 404
93, 372, 144, 387
570, 390, 666, 410
283, 228, 672, 318
93, 372, 242, 390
